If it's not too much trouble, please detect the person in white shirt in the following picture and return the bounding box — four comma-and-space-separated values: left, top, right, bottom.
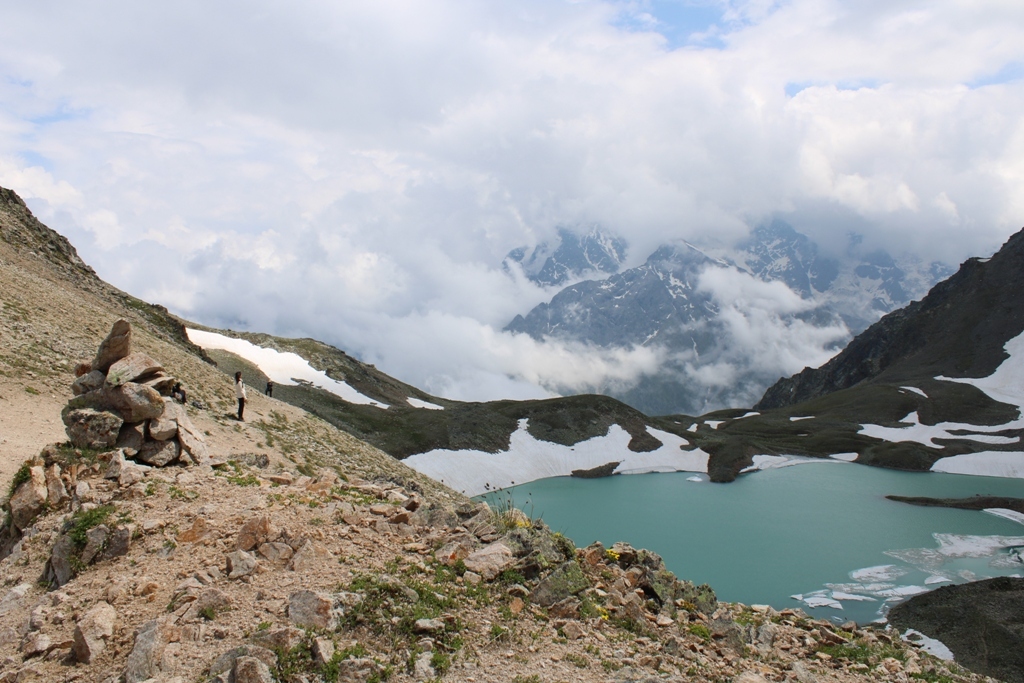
234, 371, 246, 421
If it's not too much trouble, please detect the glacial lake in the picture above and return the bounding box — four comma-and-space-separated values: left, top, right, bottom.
482, 463, 1024, 624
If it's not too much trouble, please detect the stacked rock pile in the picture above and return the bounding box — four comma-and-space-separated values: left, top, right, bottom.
61, 319, 209, 468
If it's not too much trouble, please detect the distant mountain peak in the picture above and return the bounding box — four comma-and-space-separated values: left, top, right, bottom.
504, 226, 627, 287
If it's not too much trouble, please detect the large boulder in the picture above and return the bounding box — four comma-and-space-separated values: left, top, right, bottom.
92, 319, 132, 373
62, 407, 123, 449
103, 382, 165, 423
148, 399, 182, 440
463, 541, 515, 581
106, 352, 163, 387
47, 533, 76, 587
72, 601, 117, 663
124, 617, 178, 683
71, 370, 105, 396
137, 438, 180, 467
9, 466, 48, 531
529, 561, 590, 607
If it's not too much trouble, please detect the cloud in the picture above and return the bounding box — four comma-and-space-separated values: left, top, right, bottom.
0, 0, 1021, 403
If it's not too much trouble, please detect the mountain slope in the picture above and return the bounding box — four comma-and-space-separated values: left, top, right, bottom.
757, 229, 1024, 409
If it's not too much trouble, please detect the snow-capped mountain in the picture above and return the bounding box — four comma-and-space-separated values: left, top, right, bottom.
504, 222, 953, 415
504, 226, 627, 287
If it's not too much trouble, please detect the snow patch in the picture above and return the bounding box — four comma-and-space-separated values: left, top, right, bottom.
860, 411, 1021, 448
404, 420, 709, 496
829, 452, 858, 462
902, 630, 955, 661
706, 420, 725, 429
407, 397, 444, 410
931, 452, 1024, 478
738, 412, 760, 419
186, 328, 388, 408
789, 416, 814, 422
900, 386, 928, 398
937, 330, 1024, 412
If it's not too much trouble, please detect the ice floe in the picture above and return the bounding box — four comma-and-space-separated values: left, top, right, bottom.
902, 629, 954, 661
859, 411, 1021, 448
850, 565, 909, 582
983, 508, 1024, 526
931, 451, 1024, 478
406, 397, 444, 410
186, 328, 389, 408
404, 420, 710, 496
830, 591, 877, 602
924, 575, 952, 585
741, 454, 841, 473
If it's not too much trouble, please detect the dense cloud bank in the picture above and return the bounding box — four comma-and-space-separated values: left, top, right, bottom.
0, 1, 1021, 401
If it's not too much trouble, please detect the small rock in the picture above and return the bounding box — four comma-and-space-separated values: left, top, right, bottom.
9, 466, 48, 531
80, 524, 110, 565
561, 621, 585, 640
137, 438, 180, 467
63, 407, 124, 450
434, 541, 471, 566
233, 656, 273, 683
251, 627, 304, 652
257, 542, 293, 564
236, 516, 278, 551
0, 584, 30, 617
463, 571, 482, 586
209, 645, 277, 677
100, 525, 133, 561
44, 464, 69, 508
71, 370, 105, 396
72, 601, 117, 664
312, 638, 335, 667
288, 540, 327, 572
463, 541, 515, 581
116, 422, 146, 455
105, 352, 163, 387
92, 319, 132, 373
413, 652, 435, 681
124, 617, 178, 683
529, 561, 590, 606
178, 518, 212, 544
287, 590, 335, 630
225, 550, 258, 580
20, 633, 51, 658
414, 618, 445, 634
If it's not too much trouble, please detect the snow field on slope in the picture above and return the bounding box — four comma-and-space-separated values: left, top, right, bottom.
403, 420, 709, 497
853, 330, 1024, 478
186, 328, 389, 408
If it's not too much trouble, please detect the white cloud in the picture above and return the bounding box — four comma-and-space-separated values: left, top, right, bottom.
0, 0, 1021, 403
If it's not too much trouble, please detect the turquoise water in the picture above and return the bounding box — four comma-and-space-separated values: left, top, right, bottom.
481, 463, 1024, 624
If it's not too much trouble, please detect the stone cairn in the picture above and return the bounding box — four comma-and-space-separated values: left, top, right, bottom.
3, 320, 213, 586
62, 318, 209, 470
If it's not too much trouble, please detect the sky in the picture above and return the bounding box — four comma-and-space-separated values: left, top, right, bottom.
1, 0, 1022, 403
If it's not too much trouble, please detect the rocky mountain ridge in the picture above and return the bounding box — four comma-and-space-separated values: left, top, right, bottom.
504, 222, 952, 415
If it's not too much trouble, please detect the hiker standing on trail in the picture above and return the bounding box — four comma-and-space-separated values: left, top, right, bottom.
265, 380, 273, 397
235, 371, 246, 421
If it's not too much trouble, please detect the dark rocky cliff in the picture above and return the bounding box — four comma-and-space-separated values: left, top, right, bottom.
757, 228, 1024, 409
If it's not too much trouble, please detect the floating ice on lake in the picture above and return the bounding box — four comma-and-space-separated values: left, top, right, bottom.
983, 508, 1024, 526
877, 585, 929, 599
740, 454, 838, 473
186, 328, 388, 408
924, 575, 952, 585
830, 591, 876, 602
850, 565, 909, 582
686, 475, 705, 482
